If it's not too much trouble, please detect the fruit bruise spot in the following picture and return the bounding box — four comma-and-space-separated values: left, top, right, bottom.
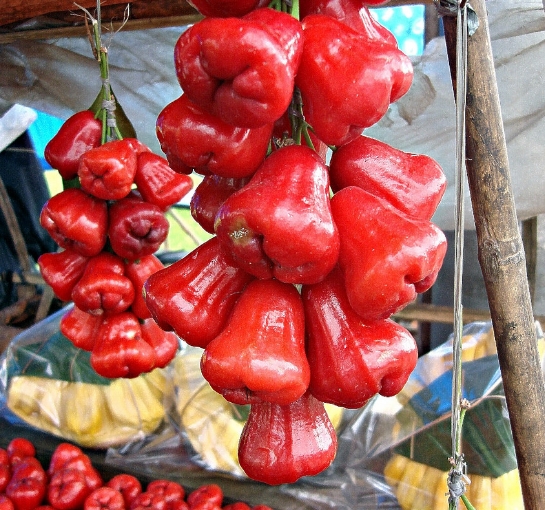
230, 226, 250, 241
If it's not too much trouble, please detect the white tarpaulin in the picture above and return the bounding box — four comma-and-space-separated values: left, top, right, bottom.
0, 0, 544, 230
366, 0, 545, 229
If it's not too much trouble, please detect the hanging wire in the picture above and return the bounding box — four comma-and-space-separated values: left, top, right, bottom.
433, 0, 478, 505
451, 0, 468, 458
448, 1, 470, 508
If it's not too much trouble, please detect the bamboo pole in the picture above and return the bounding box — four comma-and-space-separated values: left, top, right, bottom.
442, 2, 545, 507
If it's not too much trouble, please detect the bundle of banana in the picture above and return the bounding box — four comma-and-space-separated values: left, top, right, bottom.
4, 328, 169, 449
170, 348, 343, 477
382, 322, 544, 510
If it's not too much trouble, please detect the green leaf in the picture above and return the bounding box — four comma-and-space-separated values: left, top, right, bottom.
7, 330, 111, 386
88, 87, 137, 140
394, 356, 517, 477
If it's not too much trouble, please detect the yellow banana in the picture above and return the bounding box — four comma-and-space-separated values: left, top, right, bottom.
473, 338, 490, 361
411, 464, 442, 510
491, 469, 511, 507
504, 468, 524, 509
59, 382, 105, 438
103, 378, 141, 428
384, 454, 525, 510
129, 376, 166, 433
7, 376, 42, 416
466, 474, 492, 510
432, 470, 449, 510
324, 403, 343, 430
105, 377, 164, 433
8, 376, 65, 430
180, 383, 245, 475
384, 454, 410, 488
141, 368, 169, 401
395, 457, 428, 509
461, 336, 478, 362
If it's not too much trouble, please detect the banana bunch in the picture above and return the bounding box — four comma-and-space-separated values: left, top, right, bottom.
171, 351, 343, 476
384, 453, 524, 510
7, 368, 168, 448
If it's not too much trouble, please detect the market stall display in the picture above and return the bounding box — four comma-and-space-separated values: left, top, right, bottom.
1, 0, 545, 506
0, 437, 274, 510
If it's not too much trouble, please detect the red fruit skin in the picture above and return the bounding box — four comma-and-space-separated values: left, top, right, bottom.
156, 95, 273, 179
201, 279, 310, 406
146, 480, 184, 503
140, 319, 180, 369
47, 444, 86, 477
222, 504, 250, 510
58, 455, 103, 492
83, 488, 125, 510
143, 237, 254, 349
125, 255, 165, 320
60, 306, 104, 352
272, 112, 328, 162
71, 253, 135, 317
295, 15, 413, 147
44, 110, 102, 180
78, 139, 138, 200
106, 474, 142, 508
238, 392, 337, 485
129, 491, 166, 510
134, 152, 193, 210
186, 485, 222, 509
0, 449, 11, 493
40, 189, 108, 257
38, 250, 90, 302
302, 266, 418, 408
47, 469, 91, 510
329, 135, 447, 221
215, 145, 339, 285
300, 0, 396, 41
186, 0, 269, 18
0, 495, 15, 510
90, 312, 157, 379
190, 175, 250, 235
330, 186, 447, 322
6, 439, 36, 466
108, 192, 170, 261
71, 272, 135, 316
174, 9, 303, 128
5, 457, 47, 510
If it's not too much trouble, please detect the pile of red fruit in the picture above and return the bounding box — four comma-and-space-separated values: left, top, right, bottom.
37, 110, 193, 379
142, 0, 449, 485
0, 438, 271, 510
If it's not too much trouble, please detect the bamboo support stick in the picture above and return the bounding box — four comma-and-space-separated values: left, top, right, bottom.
442, 2, 545, 507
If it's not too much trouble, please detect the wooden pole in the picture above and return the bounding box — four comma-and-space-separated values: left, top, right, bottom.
442, 2, 545, 507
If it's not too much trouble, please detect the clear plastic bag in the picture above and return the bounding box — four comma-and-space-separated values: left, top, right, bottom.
341, 320, 544, 510
105, 321, 539, 509
0, 307, 170, 449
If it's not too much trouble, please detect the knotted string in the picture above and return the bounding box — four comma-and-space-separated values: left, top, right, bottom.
101, 77, 117, 130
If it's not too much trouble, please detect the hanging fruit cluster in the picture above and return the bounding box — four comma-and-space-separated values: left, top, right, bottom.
144, 0, 448, 485
37, 18, 194, 379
